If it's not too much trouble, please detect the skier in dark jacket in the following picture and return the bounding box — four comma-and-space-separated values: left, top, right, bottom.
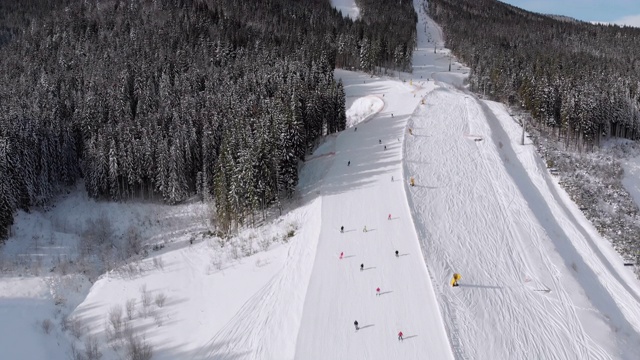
395, 250, 399, 257
340, 226, 344, 233
354, 320, 359, 330
360, 263, 364, 271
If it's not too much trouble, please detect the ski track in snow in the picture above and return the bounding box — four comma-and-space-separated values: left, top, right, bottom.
405, 82, 640, 359
195, 199, 322, 360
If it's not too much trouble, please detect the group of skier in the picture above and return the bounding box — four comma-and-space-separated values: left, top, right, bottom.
342, 210, 405, 342
347, 139, 398, 168
341, 132, 463, 343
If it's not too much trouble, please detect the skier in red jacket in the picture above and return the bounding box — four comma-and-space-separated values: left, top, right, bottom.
398, 331, 404, 341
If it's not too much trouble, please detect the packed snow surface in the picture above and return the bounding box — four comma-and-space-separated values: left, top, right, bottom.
2, 0, 640, 359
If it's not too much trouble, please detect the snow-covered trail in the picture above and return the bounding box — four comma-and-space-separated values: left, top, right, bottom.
294, 73, 453, 359
405, 82, 640, 359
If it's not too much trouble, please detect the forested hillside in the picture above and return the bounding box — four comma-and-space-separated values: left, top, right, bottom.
0, 0, 417, 239
429, 0, 640, 150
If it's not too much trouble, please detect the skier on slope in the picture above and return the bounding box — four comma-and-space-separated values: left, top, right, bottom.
379, 139, 382, 144
340, 252, 344, 259
451, 273, 461, 287
340, 226, 344, 233
376, 287, 380, 296
348, 160, 350, 166
388, 213, 391, 220
360, 263, 364, 271
398, 331, 403, 341
363, 225, 367, 232
354, 320, 359, 330
395, 250, 399, 257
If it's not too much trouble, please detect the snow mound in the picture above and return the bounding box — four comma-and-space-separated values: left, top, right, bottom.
346, 95, 384, 128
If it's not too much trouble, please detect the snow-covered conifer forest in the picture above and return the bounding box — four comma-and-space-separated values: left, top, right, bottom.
0, 0, 416, 239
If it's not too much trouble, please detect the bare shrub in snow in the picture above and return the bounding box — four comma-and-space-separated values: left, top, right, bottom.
125, 299, 136, 320
230, 243, 240, 260
210, 253, 223, 271
125, 225, 143, 257
152, 257, 164, 270
84, 336, 102, 360
63, 315, 85, 339
41, 318, 52, 334
259, 236, 271, 251
126, 333, 153, 360
56, 255, 70, 276
99, 246, 118, 273
108, 305, 123, 338
95, 217, 115, 246
84, 216, 114, 247
140, 285, 151, 317
123, 263, 140, 278
153, 312, 164, 327
241, 240, 253, 257
283, 227, 296, 242
154, 293, 167, 308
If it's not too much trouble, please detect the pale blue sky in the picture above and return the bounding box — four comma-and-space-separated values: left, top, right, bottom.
499, 0, 640, 26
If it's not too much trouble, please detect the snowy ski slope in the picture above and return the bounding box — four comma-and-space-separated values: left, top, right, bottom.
292, 0, 640, 359
6, 0, 640, 359
293, 76, 452, 358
